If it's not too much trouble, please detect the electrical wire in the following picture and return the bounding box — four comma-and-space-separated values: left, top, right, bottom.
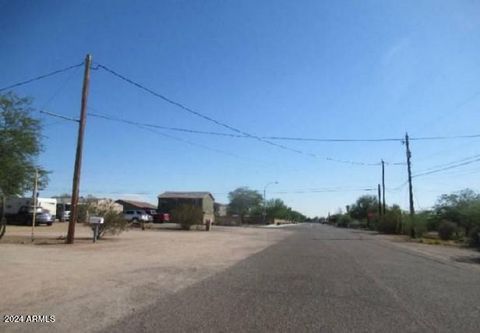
88, 108, 388, 167
3, 61, 480, 144
410, 134, 480, 141
272, 188, 377, 194
413, 157, 480, 178
88, 111, 245, 138
0, 62, 84, 92
263, 135, 402, 142
38, 110, 79, 122
415, 153, 480, 173
95, 63, 311, 157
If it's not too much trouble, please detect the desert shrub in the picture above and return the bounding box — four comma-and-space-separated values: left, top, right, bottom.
402, 214, 429, 238
77, 204, 90, 223
88, 200, 128, 239
468, 226, 480, 247
327, 214, 339, 225
97, 210, 128, 239
426, 214, 440, 232
414, 215, 429, 238
377, 209, 402, 234
438, 221, 457, 241
336, 214, 352, 228
377, 217, 397, 234
347, 220, 361, 229
171, 204, 203, 230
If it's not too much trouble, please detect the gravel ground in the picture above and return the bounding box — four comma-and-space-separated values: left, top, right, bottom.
0, 223, 292, 332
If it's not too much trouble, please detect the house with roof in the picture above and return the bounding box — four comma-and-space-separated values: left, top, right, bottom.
157, 192, 215, 224
115, 199, 157, 213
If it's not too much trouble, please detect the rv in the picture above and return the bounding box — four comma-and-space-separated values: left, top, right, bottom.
5, 197, 57, 216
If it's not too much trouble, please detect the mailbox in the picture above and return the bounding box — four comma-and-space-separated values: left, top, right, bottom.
89, 216, 104, 224
89, 216, 104, 243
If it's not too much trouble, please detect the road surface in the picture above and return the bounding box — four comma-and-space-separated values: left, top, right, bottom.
105, 224, 480, 332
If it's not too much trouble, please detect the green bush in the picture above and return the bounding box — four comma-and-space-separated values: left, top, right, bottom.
336, 214, 352, 228
402, 214, 429, 238
377, 217, 397, 234
97, 210, 128, 239
77, 204, 90, 223
438, 221, 457, 241
468, 226, 480, 247
171, 204, 203, 230
87, 200, 128, 239
347, 220, 362, 229
377, 209, 402, 234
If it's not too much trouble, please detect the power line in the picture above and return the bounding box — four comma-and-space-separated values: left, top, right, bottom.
39, 110, 79, 122
390, 154, 480, 193
263, 136, 402, 142
88, 110, 245, 138
272, 188, 376, 194
413, 157, 480, 178
88, 108, 389, 167
416, 153, 480, 173
265, 133, 480, 142
95, 63, 311, 157
139, 126, 250, 160
98, 63, 474, 162
410, 134, 480, 141
0, 62, 84, 92
40, 106, 385, 166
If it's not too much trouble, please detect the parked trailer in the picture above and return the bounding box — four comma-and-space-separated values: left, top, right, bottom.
5, 197, 57, 217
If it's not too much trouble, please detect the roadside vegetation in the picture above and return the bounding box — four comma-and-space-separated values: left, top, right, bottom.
0, 92, 48, 239
324, 189, 480, 248
171, 204, 204, 230
227, 187, 306, 224
79, 198, 128, 239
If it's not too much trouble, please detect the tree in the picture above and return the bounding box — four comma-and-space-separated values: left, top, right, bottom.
0, 92, 48, 196
263, 198, 307, 223
434, 189, 480, 236
265, 198, 290, 221
228, 187, 263, 223
349, 195, 378, 221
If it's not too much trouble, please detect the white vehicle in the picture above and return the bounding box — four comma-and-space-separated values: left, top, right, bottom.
5, 197, 57, 217
123, 210, 153, 223
56, 202, 71, 221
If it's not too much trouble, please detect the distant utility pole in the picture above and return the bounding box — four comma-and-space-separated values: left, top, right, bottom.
377, 184, 382, 217
263, 181, 278, 224
405, 132, 415, 238
381, 159, 386, 215
66, 54, 92, 244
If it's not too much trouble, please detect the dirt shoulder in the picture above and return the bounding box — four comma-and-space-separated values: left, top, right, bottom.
349, 228, 480, 270
0, 223, 292, 332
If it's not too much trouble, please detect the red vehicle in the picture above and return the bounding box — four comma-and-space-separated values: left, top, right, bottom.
147, 210, 170, 223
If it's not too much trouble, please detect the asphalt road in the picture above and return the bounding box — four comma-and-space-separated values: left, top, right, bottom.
105, 224, 480, 332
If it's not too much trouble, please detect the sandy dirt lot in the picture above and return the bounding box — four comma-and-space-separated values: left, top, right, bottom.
0, 223, 292, 332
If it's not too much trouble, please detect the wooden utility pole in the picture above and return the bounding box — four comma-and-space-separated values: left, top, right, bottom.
66, 54, 92, 244
405, 132, 415, 238
377, 184, 382, 217
381, 159, 386, 215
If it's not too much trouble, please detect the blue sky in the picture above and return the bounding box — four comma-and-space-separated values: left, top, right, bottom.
1, 0, 480, 217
